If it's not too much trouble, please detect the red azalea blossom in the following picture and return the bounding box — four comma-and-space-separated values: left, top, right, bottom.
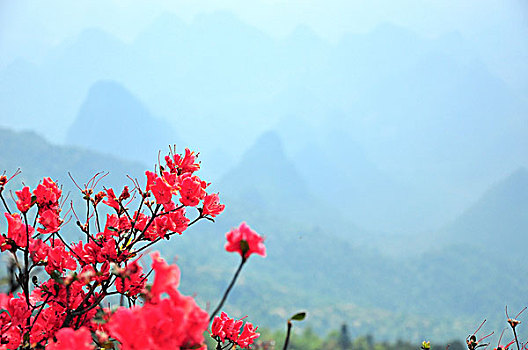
148, 251, 180, 302
132, 211, 150, 231
45, 239, 77, 274
103, 214, 121, 237
47, 327, 95, 350
0, 150, 239, 350
5, 212, 34, 248
237, 322, 260, 347
145, 170, 157, 191
151, 177, 173, 205
162, 171, 179, 188
119, 186, 130, 201
15, 186, 33, 213
115, 259, 146, 297
100, 237, 119, 262
178, 174, 207, 207
37, 209, 63, 234
72, 240, 103, 265
119, 215, 132, 232
33, 177, 62, 210
103, 188, 121, 211
173, 148, 200, 174
168, 209, 190, 234
202, 193, 225, 217
0, 235, 12, 252
225, 222, 266, 259
154, 207, 190, 235
106, 253, 209, 350
211, 312, 260, 349
29, 238, 49, 263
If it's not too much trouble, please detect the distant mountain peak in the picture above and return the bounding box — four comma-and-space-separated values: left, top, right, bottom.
219, 130, 316, 217
439, 167, 528, 255
81, 80, 149, 123
249, 130, 284, 156
66, 80, 180, 165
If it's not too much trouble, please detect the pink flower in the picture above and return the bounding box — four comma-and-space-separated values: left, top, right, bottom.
47, 327, 94, 350
151, 176, 173, 205
210, 312, 260, 349
15, 186, 33, 213
33, 177, 61, 210
178, 174, 207, 207
174, 148, 200, 174
45, 239, 77, 274
5, 213, 33, 248
166, 208, 190, 234
37, 209, 63, 234
107, 252, 209, 350
148, 251, 180, 301
103, 188, 120, 212
237, 322, 260, 347
202, 193, 225, 217
115, 259, 146, 297
0, 235, 12, 252
29, 239, 49, 263
225, 222, 266, 260
145, 170, 157, 191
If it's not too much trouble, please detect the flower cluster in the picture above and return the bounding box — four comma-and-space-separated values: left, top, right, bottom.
104, 253, 209, 350
0, 148, 259, 350
211, 312, 260, 349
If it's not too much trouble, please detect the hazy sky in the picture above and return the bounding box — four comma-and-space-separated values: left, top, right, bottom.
1, 0, 527, 64
0, 0, 526, 234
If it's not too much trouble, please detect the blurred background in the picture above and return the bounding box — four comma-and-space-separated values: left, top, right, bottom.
0, 0, 527, 344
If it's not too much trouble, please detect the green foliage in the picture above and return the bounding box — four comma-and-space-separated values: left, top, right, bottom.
290, 312, 307, 321
2, 127, 527, 342
253, 326, 467, 350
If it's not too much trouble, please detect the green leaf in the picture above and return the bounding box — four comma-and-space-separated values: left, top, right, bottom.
290, 312, 306, 321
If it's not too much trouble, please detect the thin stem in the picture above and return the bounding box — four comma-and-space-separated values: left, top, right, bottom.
85, 198, 90, 243
209, 258, 246, 322
29, 294, 51, 331
56, 232, 86, 264
283, 320, 293, 350
93, 204, 101, 233
22, 213, 31, 342
128, 196, 146, 233
513, 327, 521, 350
0, 192, 12, 214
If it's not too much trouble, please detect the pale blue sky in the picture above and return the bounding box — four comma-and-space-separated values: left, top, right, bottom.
1, 0, 526, 51
1, 0, 526, 91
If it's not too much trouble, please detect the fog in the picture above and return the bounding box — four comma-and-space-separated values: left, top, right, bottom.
0, 0, 527, 341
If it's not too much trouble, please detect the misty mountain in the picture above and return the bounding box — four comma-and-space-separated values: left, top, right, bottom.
0, 28, 135, 142
0, 127, 145, 187
1, 10, 527, 242
66, 80, 180, 166
346, 51, 528, 199
293, 129, 421, 233
218, 131, 325, 223
1, 126, 527, 342
436, 167, 528, 259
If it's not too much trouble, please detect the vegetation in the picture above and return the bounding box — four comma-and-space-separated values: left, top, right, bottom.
252, 325, 466, 350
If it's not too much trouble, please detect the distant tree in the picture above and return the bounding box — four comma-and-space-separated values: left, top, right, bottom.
337, 323, 352, 349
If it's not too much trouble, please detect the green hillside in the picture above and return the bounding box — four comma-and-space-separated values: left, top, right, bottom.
0, 127, 526, 343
